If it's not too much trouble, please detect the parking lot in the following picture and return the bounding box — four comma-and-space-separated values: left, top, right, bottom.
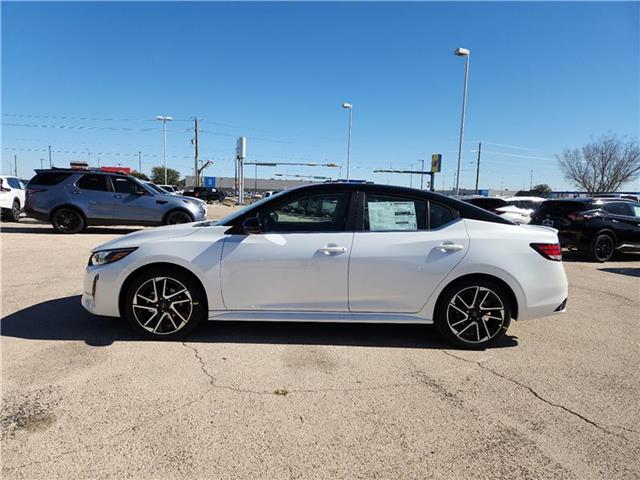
1, 211, 639, 479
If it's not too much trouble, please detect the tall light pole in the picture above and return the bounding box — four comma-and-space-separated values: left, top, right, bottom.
342, 102, 353, 181
156, 115, 173, 184
454, 47, 470, 196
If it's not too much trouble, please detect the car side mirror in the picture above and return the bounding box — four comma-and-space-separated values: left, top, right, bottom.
135, 188, 148, 195
242, 217, 262, 235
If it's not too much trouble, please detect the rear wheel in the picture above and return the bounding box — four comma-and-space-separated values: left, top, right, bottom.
9, 200, 20, 222
588, 233, 615, 262
51, 207, 85, 233
124, 267, 206, 340
164, 210, 193, 225
435, 278, 512, 349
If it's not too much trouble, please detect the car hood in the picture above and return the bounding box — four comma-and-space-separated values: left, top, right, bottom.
496, 205, 530, 215
91, 223, 227, 252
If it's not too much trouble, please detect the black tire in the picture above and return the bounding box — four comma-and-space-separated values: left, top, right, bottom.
164, 210, 193, 225
588, 233, 615, 263
434, 278, 512, 349
9, 200, 21, 222
124, 267, 206, 340
51, 207, 85, 234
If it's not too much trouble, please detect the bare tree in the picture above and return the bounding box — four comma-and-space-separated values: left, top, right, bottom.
557, 134, 640, 193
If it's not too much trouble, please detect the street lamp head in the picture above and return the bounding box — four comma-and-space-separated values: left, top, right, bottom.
156, 115, 174, 121
342, 102, 352, 109
454, 48, 470, 56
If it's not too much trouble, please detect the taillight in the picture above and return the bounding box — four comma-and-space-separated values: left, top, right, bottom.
530, 243, 562, 261
27, 188, 46, 195
567, 211, 595, 222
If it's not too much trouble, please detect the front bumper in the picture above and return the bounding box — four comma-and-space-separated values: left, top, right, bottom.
81, 265, 123, 317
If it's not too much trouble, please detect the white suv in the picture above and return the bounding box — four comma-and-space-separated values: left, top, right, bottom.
0, 175, 26, 222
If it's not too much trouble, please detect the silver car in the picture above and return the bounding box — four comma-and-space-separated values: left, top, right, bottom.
25, 169, 207, 233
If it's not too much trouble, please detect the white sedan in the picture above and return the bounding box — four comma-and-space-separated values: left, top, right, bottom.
82, 183, 568, 349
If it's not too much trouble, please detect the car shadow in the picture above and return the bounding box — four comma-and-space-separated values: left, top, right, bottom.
598, 267, 640, 278
0, 224, 141, 235
1, 295, 518, 350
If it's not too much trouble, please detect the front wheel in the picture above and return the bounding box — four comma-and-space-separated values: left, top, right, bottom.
51, 208, 85, 233
124, 267, 206, 340
9, 200, 21, 222
434, 278, 512, 349
164, 210, 193, 225
588, 233, 615, 262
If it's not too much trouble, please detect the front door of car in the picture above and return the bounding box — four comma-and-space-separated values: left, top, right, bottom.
602, 202, 640, 244
349, 193, 469, 313
68, 173, 114, 220
110, 177, 163, 223
220, 191, 354, 311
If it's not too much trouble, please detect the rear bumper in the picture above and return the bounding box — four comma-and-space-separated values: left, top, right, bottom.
24, 206, 49, 221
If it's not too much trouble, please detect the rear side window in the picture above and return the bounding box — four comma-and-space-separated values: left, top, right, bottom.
364, 194, 427, 231
602, 202, 633, 216
429, 202, 457, 229
77, 174, 110, 191
29, 172, 73, 186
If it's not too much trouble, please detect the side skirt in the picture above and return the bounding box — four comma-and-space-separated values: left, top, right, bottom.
207, 310, 433, 324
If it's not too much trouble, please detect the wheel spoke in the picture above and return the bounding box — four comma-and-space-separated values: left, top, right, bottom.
449, 303, 469, 318
454, 294, 472, 310
478, 290, 491, 309
470, 287, 480, 308
141, 310, 158, 327
450, 317, 470, 328
164, 288, 187, 300
456, 321, 475, 337
136, 294, 155, 304
170, 305, 188, 325
481, 318, 492, 340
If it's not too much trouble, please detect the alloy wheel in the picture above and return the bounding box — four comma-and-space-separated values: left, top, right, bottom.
132, 276, 193, 335
594, 236, 614, 261
54, 209, 81, 232
446, 286, 505, 344
166, 211, 192, 224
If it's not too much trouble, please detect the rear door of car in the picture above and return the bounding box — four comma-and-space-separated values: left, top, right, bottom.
348, 190, 469, 313
68, 173, 114, 220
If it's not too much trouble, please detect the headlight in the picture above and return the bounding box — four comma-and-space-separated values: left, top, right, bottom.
88, 248, 137, 267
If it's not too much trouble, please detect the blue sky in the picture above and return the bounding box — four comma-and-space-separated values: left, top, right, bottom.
2, 1, 639, 191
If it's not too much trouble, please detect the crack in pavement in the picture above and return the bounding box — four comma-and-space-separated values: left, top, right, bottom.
441, 350, 632, 442
180, 341, 421, 396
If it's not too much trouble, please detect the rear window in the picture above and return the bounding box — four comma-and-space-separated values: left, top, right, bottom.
29, 172, 73, 186
467, 198, 508, 209
602, 202, 634, 216
537, 201, 591, 215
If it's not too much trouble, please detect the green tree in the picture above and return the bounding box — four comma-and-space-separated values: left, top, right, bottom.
151, 166, 181, 185
531, 184, 552, 197
129, 170, 149, 181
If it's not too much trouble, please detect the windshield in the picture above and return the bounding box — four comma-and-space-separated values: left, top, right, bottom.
143, 182, 166, 194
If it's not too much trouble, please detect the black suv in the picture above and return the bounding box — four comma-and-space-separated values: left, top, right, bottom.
530, 198, 640, 262
183, 186, 225, 203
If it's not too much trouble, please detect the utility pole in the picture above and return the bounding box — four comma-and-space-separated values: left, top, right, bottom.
40, 158, 44, 169
14, 155, 17, 177
193, 118, 199, 188
420, 159, 425, 189
530, 169, 533, 190
475, 141, 482, 194
138, 151, 142, 172
48, 145, 52, 167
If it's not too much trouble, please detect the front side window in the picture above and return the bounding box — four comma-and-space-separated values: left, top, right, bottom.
364, 194, 427, 231
602, 202, 633, 216
631, 204, 640, 217
112, 177, 142, 194
260, 193, 349, 232
77, 174, 110, 191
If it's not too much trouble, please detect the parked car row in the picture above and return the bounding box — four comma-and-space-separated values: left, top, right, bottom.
460, 194, 640, 262
183, 186, 226, 203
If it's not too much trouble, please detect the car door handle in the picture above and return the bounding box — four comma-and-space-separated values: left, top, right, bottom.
114, 194, 124, 199
318, 245, 347, 255
436, 242, 465, 252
